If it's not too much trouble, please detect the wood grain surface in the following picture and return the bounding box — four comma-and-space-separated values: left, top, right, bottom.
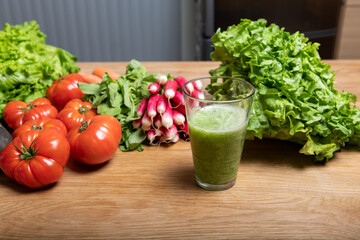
1, 61, 360, 240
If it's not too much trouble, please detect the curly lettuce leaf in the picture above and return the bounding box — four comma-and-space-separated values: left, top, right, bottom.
209, 18, 360, 161
0, 20, 79, 117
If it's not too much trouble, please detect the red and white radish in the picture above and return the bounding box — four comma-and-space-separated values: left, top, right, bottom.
178, 120, 189, 135
161, 102, 173, 129
147, 130, 156, 144
148, 83, 161, 95
156, 75, 168, 86
192, 80, 203, 90
137, 98, 149, 117
172, 110, 185, 126
147, 94, 160, 119
175, 76, 193, 94
141, 113, 152, 128
172, 103, 186, 116
172, 91, 185, 106
191, 89, 205, 99
157, 94, 167, 115
164, 124, 178, 141
164, 80, 178, 99
154, 114, 162, 129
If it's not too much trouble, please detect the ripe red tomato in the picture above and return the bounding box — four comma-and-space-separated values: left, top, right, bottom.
67, 115, 122, 165
57, 99, 97, 131
3, 98, 58, 130
12, 118, 68, 138
0, 130, 70, 188
46, 73, 86, 110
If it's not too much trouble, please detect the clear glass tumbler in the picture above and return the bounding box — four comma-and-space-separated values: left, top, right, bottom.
183, 76, 255, 191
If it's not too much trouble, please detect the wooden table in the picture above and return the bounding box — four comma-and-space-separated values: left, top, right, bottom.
1, 61, 360, 239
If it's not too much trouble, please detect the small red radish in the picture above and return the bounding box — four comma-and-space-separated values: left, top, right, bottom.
161, 102, 173, 129
175, 76, 193, 94
164, 80, 178, 99
147, 130, 156, 144
172, 110, 185, 126
172, 91, 185, 106
156, 74, 168, 86
147, 94, 161, 119
164, 124, 178, 141
154, 114, 162, 128
172, 132, 180, 143
141, 113, 152, 127
172, 103, 186, 116
132, 119, 142, 129
191, 89, 205, 99
157, 94, 167, 115
178, 120, 189, 135
137, 98, 149, 117
148, 83, 161, 95
192, 80, 203, 90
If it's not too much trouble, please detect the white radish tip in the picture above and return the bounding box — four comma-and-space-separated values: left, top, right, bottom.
165, 90, 175, 99
148, 110, 157, 118
156, 75, 168, 85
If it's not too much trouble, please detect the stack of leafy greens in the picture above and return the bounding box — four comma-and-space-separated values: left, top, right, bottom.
208, 18, 360, 161
0, 20, 79, 118
79, 60, 162, 151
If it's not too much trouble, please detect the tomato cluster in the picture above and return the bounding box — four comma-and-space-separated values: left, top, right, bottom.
0, 74, 122, 188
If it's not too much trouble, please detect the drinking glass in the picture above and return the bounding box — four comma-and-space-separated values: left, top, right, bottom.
183, 76, 255, 190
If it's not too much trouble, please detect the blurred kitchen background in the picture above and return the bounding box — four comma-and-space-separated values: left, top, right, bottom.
0, 0, 359, 61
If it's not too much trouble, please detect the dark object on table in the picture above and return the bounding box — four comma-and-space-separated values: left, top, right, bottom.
0, 122, 13, 152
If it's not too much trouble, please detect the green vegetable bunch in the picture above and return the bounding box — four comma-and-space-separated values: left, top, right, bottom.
0, 20, 79, 118
79, 60, 163, 151
208, 18, 360, 161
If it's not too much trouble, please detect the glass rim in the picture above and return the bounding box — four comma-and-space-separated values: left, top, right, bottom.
182, 76, 255, 103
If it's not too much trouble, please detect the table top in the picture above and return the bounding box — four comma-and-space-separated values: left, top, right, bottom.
1, 60, 360, 240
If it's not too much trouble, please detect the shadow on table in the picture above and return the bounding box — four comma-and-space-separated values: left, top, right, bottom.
0, 171, 58, 193
241, 138, 327, 169
65, 157, 110, 174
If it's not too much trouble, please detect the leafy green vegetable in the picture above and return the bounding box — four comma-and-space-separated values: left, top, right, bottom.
0, 20, 80, 117
208, 18, 360, 161
79, 59, 160, 151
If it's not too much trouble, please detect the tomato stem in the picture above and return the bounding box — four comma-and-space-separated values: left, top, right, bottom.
19, 104, 37, 111
79, 119, 93, 133
15, 139, 39, 160
31, 123, 43, 130
78, 106, 89, 114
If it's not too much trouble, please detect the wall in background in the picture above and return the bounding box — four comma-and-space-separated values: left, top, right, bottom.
0, 0, 196, 61
336, 0, 360, 58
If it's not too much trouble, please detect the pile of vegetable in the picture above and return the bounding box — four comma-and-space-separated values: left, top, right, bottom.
0, 60, 198, 188
0, 73, 122, 188
0, 20, 79, 118
79, 60, 192, 151
208, 18, 360, 161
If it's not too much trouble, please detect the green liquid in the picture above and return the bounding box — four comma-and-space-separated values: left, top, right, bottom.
188, 104, 247, 185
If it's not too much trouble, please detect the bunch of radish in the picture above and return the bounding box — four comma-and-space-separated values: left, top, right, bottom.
134, 75, 203, 144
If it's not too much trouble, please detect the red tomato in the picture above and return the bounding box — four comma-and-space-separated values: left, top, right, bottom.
0, 130, 70, 188
12, 118, 68, 138
67, 115, 122, 165
3, 98, 58, 130
57, 99, 97, 131
46, 73, 86, 110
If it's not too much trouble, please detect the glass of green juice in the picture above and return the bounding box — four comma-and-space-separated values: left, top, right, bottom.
183, 76, 255, 191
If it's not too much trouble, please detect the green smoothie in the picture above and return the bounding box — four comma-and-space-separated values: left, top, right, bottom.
188, 104, 247, 186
